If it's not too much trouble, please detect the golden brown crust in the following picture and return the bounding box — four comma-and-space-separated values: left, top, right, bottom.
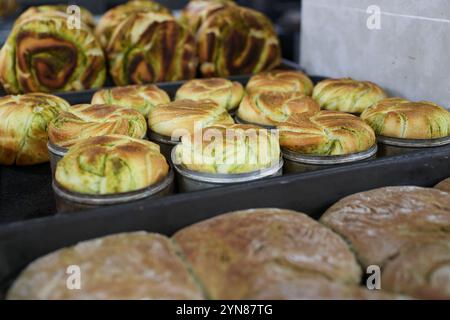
320, 186, 450, 269
237, 92, 320, 126
0, 12, 105, 94
246, 70, 314, 95
197, 5, 281, 77
0, 0, 17, 18
55, 135, 169, 195
246, 271, 404, 300
174, 123, 280, 174
92, 84, 170, 117
278, 111, 376, 155
148, 99, 235, 137
16, 5, 96, 30
179, 0, 235, 34
361, 98, 450, 139
381, 242, 450, 299
107, 12, 197, 86
173, 208, 361, 299
0, 93, 69, 165
95, 0, 171, 48
313, 78, 387, 113
175, 78, 244, 111
435, 178, 450, 193
48, 104, 147, 148
7, 232, 204, 300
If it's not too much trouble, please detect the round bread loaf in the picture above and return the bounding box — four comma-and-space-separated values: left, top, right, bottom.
174, 124, 280, 174
148, 99, 234, 138
381, 242, 450, 299
197, 5, 281, 77
0, 93, 70, 165
175, 78, 244, 112
237, 92, 320, 126
0, 0, 17, 18
7, 232, 204, 300
179, 0, 234, 33
278, 111, 376, 155
92, 85, 170, 117
246, 70, 314, 95
0, 12, 105, 94
15, 5, 96, 30
361, 98, 450, 139
246, 271, 404, 300
435, 178, 450, 193
107, 12, 197, 86
173, 208, 362, 299
95, 0, 171, 48
320, 186, 450, 269
313, 78, 387, 113
55, 135, 169, 195
48, 104, 147, 148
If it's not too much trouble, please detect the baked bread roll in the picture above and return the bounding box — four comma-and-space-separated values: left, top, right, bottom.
175, 78, 244, 112
173, 208, 362, 299
107, 12, 197, 86
0, 0, 17, 18
381, 242, 450, 299
246, 272, 403, 300
237, 92, 320, 126
148, 99, 234, 138
246, 70, 314, 95
15, 5, 96, 30
361, 98, 450, 139
174, 124, 280, 174
92, 85, 170, 117
313, 78, 387, 113
48, 104, 147, 148
179, 0, 235, 34
55, 135, 169, 195
197, 5, 281, 77
7, 232, 204, 300
278, 111, 376, 155
95, 0, 171, 48
321, 186, 450, 299
0, 93, 70, 165
435, 178, 450, 193
0, 12, 105, 94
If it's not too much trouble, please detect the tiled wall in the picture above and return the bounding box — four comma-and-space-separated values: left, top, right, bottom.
300, 0, 450, 109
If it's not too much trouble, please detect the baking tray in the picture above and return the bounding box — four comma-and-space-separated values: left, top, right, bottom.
0, 144, 448, 298
0, 60, 306, 225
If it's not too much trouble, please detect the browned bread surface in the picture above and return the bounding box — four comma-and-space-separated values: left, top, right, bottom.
173, 208, 362, 299
7, 232, 204, 300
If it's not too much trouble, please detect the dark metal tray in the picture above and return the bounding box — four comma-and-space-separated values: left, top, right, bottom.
0, 145, 449, 298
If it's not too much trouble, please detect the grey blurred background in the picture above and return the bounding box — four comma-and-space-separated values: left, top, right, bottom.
300, 0, 450, 109
0, 0, 302, 62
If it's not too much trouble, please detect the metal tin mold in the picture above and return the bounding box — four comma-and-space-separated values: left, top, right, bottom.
147, 131, 180, 161
377, 135, 450, 157
47, 141, 67, 176
234, 115, 277, 129
52, 169, 174, 213
282, 145, 378, 174
172, 148, 284, 192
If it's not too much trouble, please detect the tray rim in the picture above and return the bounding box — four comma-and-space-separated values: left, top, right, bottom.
1, 144, 448, 235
